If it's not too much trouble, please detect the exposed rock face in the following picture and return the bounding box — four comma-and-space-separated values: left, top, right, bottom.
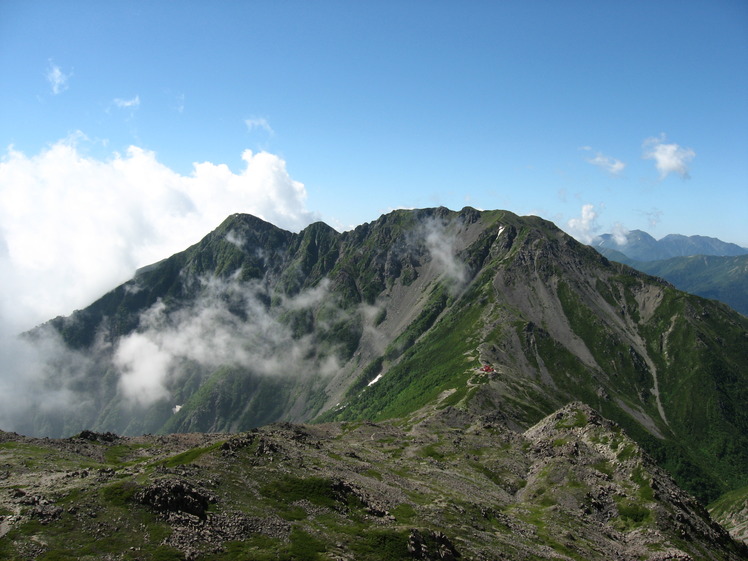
74, 430, 120, 443
1, 406, 746, 560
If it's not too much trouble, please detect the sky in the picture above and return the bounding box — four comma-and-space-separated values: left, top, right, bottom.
0, 0, 747, 330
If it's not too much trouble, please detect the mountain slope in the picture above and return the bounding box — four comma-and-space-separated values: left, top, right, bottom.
19, 207, 748, 506
2, 403, 746, 560
320, 211, 748, 504
593, 251, 748, 316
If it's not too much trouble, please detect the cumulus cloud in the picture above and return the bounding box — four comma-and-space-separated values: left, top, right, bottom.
566, 204, 600, 244
581, 147, 625, 175
0, 136, 318, 331
46, 61, 71, 95
642, 134, 695, 179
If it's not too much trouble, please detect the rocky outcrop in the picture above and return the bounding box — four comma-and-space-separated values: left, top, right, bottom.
136, 478, 216, 519
407, 529, 461, 560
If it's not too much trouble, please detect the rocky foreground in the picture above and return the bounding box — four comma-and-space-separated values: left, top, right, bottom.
1, 403, 746, 560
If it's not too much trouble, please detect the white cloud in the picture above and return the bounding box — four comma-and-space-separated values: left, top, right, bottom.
114, 331, 174, 405
245, 117, 274, 135
566, 203, 599, 244
611, 222, 629, 245
113, 95, 141, 109
581, 147, 625, 175
46, 61, 71, 95
113, 277, 341, 406
642, 134, 695, 179
422, 219, 468, 289
0, 135, 318, 331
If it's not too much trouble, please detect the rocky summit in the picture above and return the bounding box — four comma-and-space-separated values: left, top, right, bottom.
1, 403, 746, 560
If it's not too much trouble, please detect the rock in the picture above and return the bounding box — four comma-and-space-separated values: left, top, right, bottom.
30, 504, 63, 524
407, 529, 460, 560
220, 432, 256, 456
135, 478, 216, 519
73, 430, 120, 443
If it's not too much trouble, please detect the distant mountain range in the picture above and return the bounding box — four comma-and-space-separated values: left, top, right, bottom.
593, 231, 748, 316
593, 229, 748, 262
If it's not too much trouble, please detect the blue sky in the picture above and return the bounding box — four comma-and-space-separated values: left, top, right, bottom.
1, 0, 747, 326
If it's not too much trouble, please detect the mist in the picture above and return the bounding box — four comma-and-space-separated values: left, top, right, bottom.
0, 138, 322, 435
0, 268, 366, 435
113, 276, 341, 408
0, 207, 477, 437
421, 218, 469, 289
0, 324, 98, 435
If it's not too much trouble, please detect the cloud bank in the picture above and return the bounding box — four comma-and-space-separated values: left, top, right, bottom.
0, 136, 318, 331
643, 134, 695, 179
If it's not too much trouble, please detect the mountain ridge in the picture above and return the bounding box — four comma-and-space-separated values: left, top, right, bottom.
13, 207, 748, 509
2, 402, 747, 560
592, 250, 748, 316
593, 229, 748, 262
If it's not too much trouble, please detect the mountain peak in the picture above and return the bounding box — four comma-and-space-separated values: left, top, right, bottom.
593, 228, 748, 261
16, 206, 748, 512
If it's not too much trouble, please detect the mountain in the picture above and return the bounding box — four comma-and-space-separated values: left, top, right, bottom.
595, 253, 748, 317
593, 230, 748, 262
1, 403, 747, 560
711, 483, 748, 546
594, 230, 663, 261
592, 228, 748, 316
17, 207, 748, 510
